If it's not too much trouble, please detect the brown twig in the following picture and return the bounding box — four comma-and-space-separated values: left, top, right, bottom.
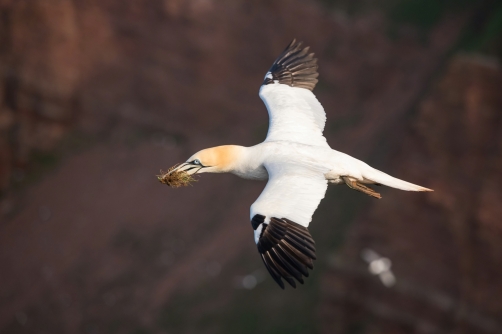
157, 164, 198, 188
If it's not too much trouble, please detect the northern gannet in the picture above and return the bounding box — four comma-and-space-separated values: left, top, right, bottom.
163, 40, 432, 289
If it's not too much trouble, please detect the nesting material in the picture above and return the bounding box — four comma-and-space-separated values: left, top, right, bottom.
157, 164, 198, 188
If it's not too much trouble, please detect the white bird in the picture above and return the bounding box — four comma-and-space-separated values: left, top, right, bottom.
166, 40, 432, 289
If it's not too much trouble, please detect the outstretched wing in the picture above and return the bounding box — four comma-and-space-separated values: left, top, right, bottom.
260, 39, 329, 148
250, 163, 328, 289
262, 39, 319, 91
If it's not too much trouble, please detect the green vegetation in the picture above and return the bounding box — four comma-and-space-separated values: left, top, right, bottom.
389, 0, 445, 31
459, 2, 502, 58
318, 0, 502, 59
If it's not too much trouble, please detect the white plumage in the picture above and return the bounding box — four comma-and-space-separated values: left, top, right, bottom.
168, 39, 432, 289
260, 84, 328, 147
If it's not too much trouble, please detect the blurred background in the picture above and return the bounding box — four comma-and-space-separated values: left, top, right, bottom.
1, 0, 502, 333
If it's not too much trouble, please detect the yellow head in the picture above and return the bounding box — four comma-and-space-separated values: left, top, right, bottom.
170, 145, 244, 176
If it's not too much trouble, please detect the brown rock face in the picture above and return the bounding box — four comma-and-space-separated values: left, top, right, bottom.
321, 55, 502, 333
0, 0, 80, 191
0, 0, 467, 194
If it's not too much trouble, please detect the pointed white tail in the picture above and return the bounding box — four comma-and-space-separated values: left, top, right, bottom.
363, 167, 433, 192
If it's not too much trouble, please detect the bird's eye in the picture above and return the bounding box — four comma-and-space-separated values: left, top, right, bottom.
193, 159, 201, 165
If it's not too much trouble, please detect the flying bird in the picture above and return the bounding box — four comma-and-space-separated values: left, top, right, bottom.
162, 39, 432, 289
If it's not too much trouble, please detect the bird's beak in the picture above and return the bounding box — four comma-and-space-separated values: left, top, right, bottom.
170, 162, 202, 175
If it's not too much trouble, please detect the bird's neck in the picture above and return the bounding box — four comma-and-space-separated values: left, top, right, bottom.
226, 145, 268, 180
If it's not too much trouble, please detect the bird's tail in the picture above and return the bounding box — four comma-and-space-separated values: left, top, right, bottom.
362, 167, 433, 192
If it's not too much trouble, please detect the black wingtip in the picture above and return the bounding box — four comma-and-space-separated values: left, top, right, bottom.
257, 217, 317, 289
263, 40, 319, 91
262, 254, 285, 289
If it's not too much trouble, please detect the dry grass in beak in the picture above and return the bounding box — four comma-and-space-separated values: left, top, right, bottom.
157, 164, 198, 188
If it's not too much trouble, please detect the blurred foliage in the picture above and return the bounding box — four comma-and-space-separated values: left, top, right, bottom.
10, 131, 96, 192
459, 1, 502, 58
319, 0, 502, 59
388, 0, 472, 30
22, 151, 60, 185
319, 0, 474, 20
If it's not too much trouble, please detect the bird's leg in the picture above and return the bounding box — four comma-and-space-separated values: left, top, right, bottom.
341, 176, 382, 199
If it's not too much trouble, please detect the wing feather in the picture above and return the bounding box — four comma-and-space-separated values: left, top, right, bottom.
260, 40, 328, 147
263, 39, 318, 90
249, 164, 327, 288
251, 163, 327, 226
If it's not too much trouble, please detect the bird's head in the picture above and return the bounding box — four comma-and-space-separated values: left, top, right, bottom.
183, 145, 243, 174
158, 145, 243, 187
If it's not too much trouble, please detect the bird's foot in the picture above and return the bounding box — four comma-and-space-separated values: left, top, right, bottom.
342, 176, 382, 199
